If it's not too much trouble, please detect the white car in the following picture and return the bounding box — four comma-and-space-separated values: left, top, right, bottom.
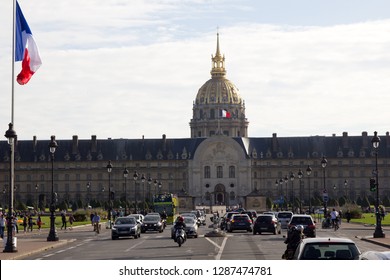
292, 237, 361, 260
127, 214, 144, 224
360, 251, 390, 260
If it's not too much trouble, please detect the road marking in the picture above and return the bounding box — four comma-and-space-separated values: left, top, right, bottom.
125, 239, 147, 252
205, 236, 228, 260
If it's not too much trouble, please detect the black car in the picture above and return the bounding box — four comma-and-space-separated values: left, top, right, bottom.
253, 214, 281, 235
141, 214, 164, 233
288, 214, 316, 237
111, 217, 141, 240
226, 214, 252, 232
219, 211, 239, 230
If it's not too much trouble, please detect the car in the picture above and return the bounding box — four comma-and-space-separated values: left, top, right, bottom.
181, 212, 201, 226
127, 213, 144, 224
111, 216, 141, 240
191, 210, 206, 225
277, 211, 293, 229
241, 211, 255, 223
288, 214, 316, 237
219, 211, 239, 230
253, 214, 281, 235
292, 237, 361, 260
171, 216, 199, 238
141, 214, 164, 233
226, 214, 252, 232
359, 251, 390, 260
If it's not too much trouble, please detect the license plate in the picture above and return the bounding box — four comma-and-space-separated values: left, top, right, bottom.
260, 227, 268, 230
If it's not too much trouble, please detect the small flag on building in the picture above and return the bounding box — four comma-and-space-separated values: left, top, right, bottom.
222, 109, 231, 118
15, 1, 42, 85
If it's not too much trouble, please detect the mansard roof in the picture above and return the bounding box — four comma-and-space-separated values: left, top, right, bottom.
1, 132, 389, 163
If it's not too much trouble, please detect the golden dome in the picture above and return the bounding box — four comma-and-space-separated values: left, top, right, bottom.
194, 33, 243, 106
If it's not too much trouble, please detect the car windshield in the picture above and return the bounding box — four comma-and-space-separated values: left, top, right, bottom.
115, 218, 136, 225
300, 243, 360, 260
233, 215, 248, 221
278, 213, 292, 218
144, 215, 159, 221
184, 217, 195, 224
291, 217, 312, 225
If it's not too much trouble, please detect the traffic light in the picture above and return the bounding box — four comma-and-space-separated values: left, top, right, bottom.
370, 178, 377, 192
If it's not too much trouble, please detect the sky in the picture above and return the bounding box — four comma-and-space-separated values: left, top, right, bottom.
1, 0, 390, 141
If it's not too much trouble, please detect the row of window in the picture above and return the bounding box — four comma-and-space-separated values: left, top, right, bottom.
204, 165, 236, 178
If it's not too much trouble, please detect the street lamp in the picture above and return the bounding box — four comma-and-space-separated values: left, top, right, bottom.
3, 123, 17, 252
290, 172, 295, 212
279, 178, 284, 210
321, 156, 328, 219
297, 169, 303, 214
147, 177, 152, 210
35, 184, 39, 210
372, 131, 385, 238
106, 161, 113, 228
123, 168, 129, 215
275, 180, 280, 209
133, 171, 138, 213
86, 182, 91, 208
47, 135, 59, 242
306, 165, 312, 214
141, 174, 146, 214
344, 179, 348, 202
284, 175, 288, 210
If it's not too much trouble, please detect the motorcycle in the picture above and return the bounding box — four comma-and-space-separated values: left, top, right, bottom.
174, 227, 186, 247
162, 219, 167, 230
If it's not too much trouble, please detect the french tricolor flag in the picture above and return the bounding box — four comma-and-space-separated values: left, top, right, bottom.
222, 109, 231, 118
15, 1, 42, 85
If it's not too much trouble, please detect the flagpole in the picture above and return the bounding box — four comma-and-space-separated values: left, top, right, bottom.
4, 0, 17, 253
12, 0, 16, 124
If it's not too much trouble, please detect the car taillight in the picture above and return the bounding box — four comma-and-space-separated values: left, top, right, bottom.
308, 224, 315, 229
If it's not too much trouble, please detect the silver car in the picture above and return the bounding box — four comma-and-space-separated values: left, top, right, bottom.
111, 217, 141, 240
277, 211, 293, 229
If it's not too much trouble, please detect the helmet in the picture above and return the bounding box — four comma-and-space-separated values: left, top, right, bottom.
296, 225, 304, 233
178, 216, 184, 222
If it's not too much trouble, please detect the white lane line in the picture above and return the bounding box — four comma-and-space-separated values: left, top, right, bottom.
125, 239, 147, 252
205, 236, 228, 260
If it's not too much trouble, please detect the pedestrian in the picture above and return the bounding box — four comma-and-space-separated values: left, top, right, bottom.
23, 215, 28, 233
36, 214, 42, 231
61, 212, 67, 230
68, 214, 75, 230
90, 212, 95, 226
0, 213, 5, 239
28, 215, 33, 232
345, 210, 351, 223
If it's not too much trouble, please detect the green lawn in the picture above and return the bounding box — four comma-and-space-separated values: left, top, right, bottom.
348, 213, 390, 226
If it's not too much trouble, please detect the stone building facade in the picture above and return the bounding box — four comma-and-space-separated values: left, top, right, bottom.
1, 35, 389, 212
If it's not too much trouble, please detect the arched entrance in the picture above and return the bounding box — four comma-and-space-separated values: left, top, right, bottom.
214, 184, 226, 205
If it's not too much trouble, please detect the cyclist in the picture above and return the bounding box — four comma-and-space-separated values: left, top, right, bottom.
330, 208, 339, 229
92, 212, 101, 234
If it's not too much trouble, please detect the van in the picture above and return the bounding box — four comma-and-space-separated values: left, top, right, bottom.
277, 211, 293, 229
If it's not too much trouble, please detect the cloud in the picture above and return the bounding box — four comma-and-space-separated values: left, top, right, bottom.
1, 1, 390, 141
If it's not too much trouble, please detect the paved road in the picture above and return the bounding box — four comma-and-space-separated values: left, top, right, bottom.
2, 219, 389, 260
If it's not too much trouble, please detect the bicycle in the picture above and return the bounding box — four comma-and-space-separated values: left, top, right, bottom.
333, 218, 339, 231
93, 222, 101, 234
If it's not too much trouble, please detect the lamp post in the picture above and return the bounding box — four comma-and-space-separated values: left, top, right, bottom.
3, 123, 17, 252
306, 165, 312, 214
275, 180, 280, 209
344, 179, 348, 202
86, 182, 91, 208
123, 168, 129, 215
147, 177, 152, 211
141, 174, 146, 214
133, 171, 138, 213
321, 156, 328, 219
290, 172, 295, 212
47, 135, 59, 242
297, 169, 303, 214
35, 184, 39, 210
372, 131, 385, 238
279, 178, 284, 210
106, 161, 113, 228
284, 175, 288, 210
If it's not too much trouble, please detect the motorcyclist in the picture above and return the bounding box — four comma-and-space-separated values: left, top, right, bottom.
282, 225, 304, 259
173, 216, 187, 242
161, 210, 167, 228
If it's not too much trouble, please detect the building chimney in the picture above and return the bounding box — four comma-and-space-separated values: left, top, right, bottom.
362, 131, 368, 148
72, 135, 78, 154
272, 133, 278, 152
91, 135, 97, 153
33, 136, 37, 152
342, 132, 348, 149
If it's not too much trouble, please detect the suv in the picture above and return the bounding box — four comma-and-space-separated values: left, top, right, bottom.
226, 214, 252, 232
253, 214, 281, 235
288, 214, 316, 237
277, 211, 293, 229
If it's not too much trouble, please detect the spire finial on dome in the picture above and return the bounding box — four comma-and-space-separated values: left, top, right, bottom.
211, 32, 226, 78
